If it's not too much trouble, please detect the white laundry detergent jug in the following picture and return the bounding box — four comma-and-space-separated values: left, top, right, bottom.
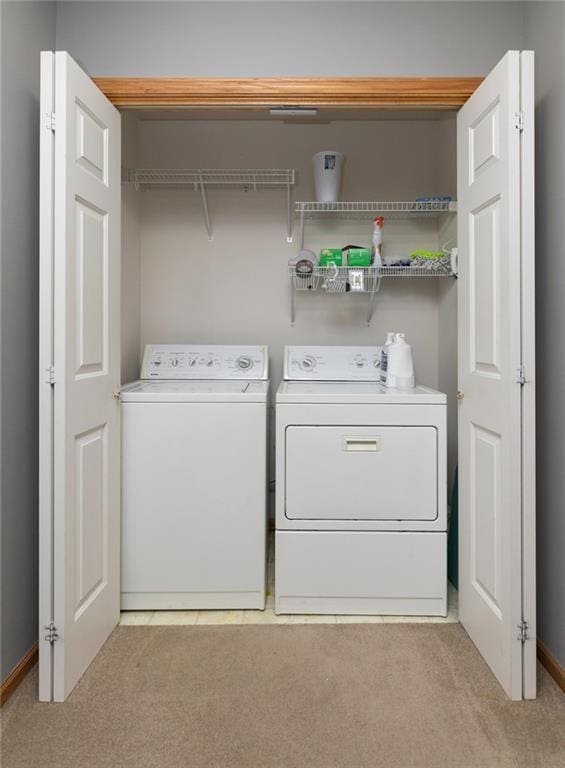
380, 331, 395, 384
385, 333, 415, 389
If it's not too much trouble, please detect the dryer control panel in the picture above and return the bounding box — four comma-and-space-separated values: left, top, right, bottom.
284, 346, 384, 381
141, 345, 269, 380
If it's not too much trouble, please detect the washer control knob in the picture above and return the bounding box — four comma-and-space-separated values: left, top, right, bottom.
206, 359, 214, 367
171, 358, 179, 367
301, 356, 316, 371
188, 358, 196, 367
236, 355, 253, 371
153, 359, 162, 366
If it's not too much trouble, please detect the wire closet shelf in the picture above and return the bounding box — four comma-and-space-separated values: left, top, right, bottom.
288, 258, 454, 327
289, 262, 453, 292
127, 168, 295, 189
126, 168, 296, 241
295, 200, 457, 220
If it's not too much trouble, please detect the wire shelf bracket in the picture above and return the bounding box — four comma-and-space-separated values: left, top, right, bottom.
127, 168, 296, 242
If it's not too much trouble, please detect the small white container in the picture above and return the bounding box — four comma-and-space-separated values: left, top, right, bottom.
312, 151, 344, 203
348, 269, 365, 292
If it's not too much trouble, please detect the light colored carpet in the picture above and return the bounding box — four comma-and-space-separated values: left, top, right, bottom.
1, 624, 564, 768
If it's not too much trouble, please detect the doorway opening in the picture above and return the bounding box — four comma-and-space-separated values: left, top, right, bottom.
39, 59, 535, 702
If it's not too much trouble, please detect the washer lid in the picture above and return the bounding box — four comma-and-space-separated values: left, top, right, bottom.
121, 379, 269, 403
276, 381, 446, 404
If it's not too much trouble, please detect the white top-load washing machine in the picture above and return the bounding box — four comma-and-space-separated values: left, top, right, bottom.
121, 344, 269, 611
275, 345, 447, 616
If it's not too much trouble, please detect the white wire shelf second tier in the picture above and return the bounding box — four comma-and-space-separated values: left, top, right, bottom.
289, 261, 453, 291
288, 260, 454, 326
126, 168, 296, 241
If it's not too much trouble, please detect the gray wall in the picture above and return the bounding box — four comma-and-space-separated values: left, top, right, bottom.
524, 2, 565, 667
0, 1, 56, 682
55, 1, 525, 77
135, 117, 453, 390
121, 114, 141, 384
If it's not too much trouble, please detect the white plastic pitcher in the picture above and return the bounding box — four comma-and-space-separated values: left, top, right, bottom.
312, 151, 344, 203
385, 333, 415, 389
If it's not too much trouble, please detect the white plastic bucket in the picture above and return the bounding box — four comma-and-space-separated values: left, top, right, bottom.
312, 151, 344, 203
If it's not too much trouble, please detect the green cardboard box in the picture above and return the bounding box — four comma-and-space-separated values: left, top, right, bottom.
346, 247, 372, 267
319, 248, 343, 267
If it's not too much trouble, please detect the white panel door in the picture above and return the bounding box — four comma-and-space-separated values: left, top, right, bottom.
39, 52, 121, 701
457, 51, 535, 700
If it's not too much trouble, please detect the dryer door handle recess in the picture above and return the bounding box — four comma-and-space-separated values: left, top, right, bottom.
342, 437, 382, 452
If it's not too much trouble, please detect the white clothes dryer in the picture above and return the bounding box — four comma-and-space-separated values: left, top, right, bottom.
121, 345, 269, 610
275, 345, 447, 616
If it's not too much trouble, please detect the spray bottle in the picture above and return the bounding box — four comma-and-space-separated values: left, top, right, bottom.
371, 216, 385, 265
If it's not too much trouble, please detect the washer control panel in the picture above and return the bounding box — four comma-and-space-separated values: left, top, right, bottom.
283, 346, 384, 381
141, 345, 269, 380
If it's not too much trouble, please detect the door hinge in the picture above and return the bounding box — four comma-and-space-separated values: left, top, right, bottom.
46, 365, 55, 385
517, 620, 529, 644
44, 112, 56, 132
515, 111, 524, 132
44, 622, 59, 644
516, 365, 526, 385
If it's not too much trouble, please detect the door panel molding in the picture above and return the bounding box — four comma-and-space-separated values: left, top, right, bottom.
92, 77, 484, 109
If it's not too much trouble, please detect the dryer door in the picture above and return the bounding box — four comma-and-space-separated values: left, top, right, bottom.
285, 425, 437, 521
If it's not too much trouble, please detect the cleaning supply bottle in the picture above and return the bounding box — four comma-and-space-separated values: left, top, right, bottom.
385, 333, 415, 390
380, 331, 395, 384
371, 216, 384, 265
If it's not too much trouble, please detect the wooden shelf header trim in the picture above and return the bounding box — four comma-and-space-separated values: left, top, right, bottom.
92, 77, 483, 109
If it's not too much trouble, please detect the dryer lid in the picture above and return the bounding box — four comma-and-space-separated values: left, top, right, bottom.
277, 381, 446, 405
